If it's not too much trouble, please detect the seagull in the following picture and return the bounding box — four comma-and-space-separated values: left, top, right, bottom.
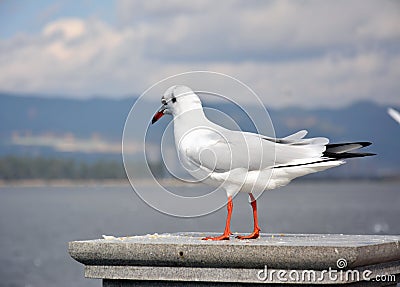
388, 107, 400, 125
152, 85, 374, 241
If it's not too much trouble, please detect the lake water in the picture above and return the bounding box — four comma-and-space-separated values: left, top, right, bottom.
0, 181, 399, 287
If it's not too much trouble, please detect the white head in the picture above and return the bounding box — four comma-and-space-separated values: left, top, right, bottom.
152, 85, 203, 124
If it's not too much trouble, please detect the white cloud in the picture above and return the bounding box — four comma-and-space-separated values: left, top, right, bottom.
43, 18, 86, 40
0, 0, 399, 107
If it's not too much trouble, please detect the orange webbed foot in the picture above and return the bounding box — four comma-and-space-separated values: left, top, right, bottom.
202, 233, 231, 241
235, 228, 260, 240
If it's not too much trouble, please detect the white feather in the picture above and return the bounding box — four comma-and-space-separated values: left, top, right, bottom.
282, 130, 308, 140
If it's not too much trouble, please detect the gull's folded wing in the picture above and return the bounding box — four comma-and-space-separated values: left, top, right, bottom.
183, 128, 330, 172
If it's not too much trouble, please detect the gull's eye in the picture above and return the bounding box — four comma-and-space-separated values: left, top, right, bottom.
171, 91, 177, 103
161, 98, 167, 105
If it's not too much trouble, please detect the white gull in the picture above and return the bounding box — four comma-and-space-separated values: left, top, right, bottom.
152, 85, 374, 240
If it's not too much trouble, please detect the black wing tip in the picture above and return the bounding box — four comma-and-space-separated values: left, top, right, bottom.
352, 152, 376, 157
363, 152, 376, 157
324, 139, 375, 160
324, 151, 376, 159
359, 141, 372, 147
326, 141, 372, 148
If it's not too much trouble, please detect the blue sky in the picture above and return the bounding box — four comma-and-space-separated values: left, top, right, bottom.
0, 0, 399, 108
0, 1, 115, 38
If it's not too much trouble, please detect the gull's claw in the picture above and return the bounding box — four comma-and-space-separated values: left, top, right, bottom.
235, 227, 261, 240
235, 232, 260, 240
202, 234, 230, 241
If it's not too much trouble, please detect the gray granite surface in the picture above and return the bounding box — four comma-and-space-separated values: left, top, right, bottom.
69, 232, 400, 270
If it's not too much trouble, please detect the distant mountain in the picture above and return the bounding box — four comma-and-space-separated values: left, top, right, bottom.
0, 93, 135, 140
0, 93, 398, 176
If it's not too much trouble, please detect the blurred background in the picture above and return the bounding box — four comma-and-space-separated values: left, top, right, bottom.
0, 1, 399, 286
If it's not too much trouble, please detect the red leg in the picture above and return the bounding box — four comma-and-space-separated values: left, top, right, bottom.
202, 196, 233, 240
236, 193, 261, 240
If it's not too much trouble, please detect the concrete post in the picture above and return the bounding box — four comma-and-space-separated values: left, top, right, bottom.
69, 232, 400, 286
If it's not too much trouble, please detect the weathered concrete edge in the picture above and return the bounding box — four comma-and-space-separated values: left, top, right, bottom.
68, 239, 400, 270
68, 240, 361, 270
355, 241, 400, 267
84, 260, 400, 285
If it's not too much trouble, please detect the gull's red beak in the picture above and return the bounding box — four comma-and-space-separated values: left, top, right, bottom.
152, 107, 166, 124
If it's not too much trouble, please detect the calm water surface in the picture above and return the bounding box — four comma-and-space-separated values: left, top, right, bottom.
0, 181, 399, 287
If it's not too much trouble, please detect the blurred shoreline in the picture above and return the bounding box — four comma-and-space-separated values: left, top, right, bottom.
0, 179, 130, 188
1, 177, 399, 188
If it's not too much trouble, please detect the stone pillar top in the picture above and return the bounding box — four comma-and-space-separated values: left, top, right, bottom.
69, 232, 400, 270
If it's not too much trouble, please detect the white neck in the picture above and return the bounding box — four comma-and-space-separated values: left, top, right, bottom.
172, 104, 211, 144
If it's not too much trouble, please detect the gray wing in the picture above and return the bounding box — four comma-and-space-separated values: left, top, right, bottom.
184, 128, 329, 172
